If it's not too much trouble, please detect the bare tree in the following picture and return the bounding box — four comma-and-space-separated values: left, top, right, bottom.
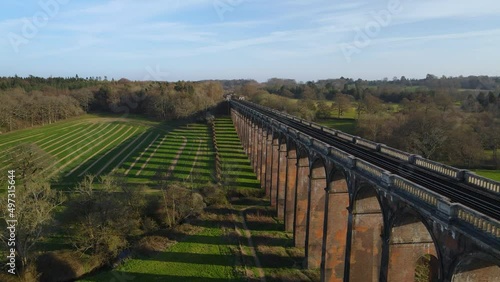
1, 144, 63, 273
333, 94, 351, 118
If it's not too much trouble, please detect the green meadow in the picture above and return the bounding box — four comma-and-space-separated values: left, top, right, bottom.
0, 114, 215, 192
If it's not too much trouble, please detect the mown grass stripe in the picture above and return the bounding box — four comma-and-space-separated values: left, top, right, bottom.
0, 133, 44, 147
77, 127, 140, 177
55, 124, 132, 177
0, 123, 95, 170
0, 122, 88, 157
165, 136, 187, 178
36, 122, 91, 148
124, 134, 160, 175
111, 132, 155, 174
64, 125, 129, 177
46, 124, 120, 176
95, 131, 148, 176
133, 138, 183, 178
188, 139, 204, 177
132, 135, 167, 176
0, 122, 94, 163
42, 123, 110, 160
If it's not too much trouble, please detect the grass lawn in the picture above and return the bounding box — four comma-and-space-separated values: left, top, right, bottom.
242, 206, 319, 282
0, 114, 215, 191
317, 118, 357, 135
80, 221, 243, 282
215, 117, 261, 194
473, 170, 500, 181
1, 115, 222, 281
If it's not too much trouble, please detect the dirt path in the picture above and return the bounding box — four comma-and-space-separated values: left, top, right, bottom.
165, 136, 187, 178
235, 207, 266, 282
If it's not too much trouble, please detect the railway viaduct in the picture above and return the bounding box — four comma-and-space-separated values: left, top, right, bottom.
229, 100, 500, 282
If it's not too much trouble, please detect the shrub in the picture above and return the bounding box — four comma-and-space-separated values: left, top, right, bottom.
148, 183, 207, 228
201, 184, 228, 205
133, 236, 174, 257
64, 175, 142, 265
37, 251, 91, 282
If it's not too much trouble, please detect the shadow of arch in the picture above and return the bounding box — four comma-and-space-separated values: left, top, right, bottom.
451, 253, 500, 282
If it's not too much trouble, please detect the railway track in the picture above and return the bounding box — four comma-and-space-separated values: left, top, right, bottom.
234, 100, 500, 221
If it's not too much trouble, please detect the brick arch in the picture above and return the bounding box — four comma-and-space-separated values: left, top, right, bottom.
451, 253, 500, 282
284, 139, 298, 232
349, 183, 384, 282
293, 145, 311, 248
387, 209, 440, 282
305, 156, 328, 269
322, 168, 350, 281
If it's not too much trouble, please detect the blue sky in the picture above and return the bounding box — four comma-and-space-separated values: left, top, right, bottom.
1, 0, 499, 82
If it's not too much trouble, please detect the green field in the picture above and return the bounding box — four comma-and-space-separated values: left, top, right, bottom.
214, 117, 261, 194
81, 221, 242, 282
0, 114, 214, 192
474, 170, 500, 181
80, 116, 263, 281
317, 118, 357, 134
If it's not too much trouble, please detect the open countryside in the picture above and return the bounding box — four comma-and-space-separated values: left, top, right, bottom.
1, 0, 500, 281
0, 76, 499, 282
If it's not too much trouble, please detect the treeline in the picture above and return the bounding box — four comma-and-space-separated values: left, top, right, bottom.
0, 76, 224, 132
259, 75, 500, 103
237, 81, 500, 169
356, 96, 500, 169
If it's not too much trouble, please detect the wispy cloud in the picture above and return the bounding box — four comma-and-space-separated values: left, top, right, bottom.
397, 0, 500, 22
1, 0, 499, 80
